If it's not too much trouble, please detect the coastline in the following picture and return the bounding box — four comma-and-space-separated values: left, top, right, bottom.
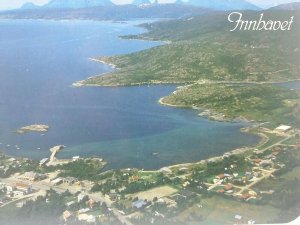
2, 14, 299, 167
120, 35, 172, 45
70, 62, 277, 172
89, 57, 117, 69
71, 60, 300, 174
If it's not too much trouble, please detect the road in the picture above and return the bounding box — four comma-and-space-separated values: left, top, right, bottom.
259, 134, 294, 153
236, 132, 298, 194
236, 169, 276, 195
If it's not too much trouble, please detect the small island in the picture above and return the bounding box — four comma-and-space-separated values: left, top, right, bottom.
16, 124, 50, 134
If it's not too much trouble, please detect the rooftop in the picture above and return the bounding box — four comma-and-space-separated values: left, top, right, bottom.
275, 125, 292, 132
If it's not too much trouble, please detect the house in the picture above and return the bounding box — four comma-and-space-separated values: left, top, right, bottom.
86, 215, 96, 223
13, 190, 25, 198
24, 172, 39, 181
235, 214, 242, 220
78, 208, 90, 214
224, 183, 233, 191
223, 152, 232, 158
39, 158, 49, 166
15, 182, 32, 194
6, 185, 16, 193
248, 219, 256, 224
273, 146, 281, 152
179, 167, 188, 172
240, 194, 252, 201
216, 174, 225, 179
78, 193, 88, 202
159, 167, 172, 174
63, 210, 73, 222
72, 156, 80, 161
51, 178, 63, 186
248, 190, 257, 196
275, 125, 292, 134
64, 177, 78, 185
78, 214, 96, 223
129, 175, 140, 182
260, 190, 275, 195
253, 158, 262, 165
66, 201, 75, 207
16, 202, 25, 208
132, 199, 148, 209
86, 198, 97, 208
182, 181, 190, 188
105, 193, 119, 201
231, 164, 237, 169
245, 172, 253, 180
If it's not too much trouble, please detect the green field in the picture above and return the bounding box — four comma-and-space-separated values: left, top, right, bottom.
253, 166, 300, 223
175, 195, 280, 225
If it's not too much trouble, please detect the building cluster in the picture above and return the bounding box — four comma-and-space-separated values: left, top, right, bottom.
0, 181, 34, 203
62, 192, 113, 224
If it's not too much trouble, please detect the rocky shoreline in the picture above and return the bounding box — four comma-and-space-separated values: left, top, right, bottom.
16, 124, 50, 134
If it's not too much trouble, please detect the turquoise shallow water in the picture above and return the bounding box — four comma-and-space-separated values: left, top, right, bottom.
0, 19, 260, 169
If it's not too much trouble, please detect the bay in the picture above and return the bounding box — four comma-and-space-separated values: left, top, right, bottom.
0, 19, 260, 170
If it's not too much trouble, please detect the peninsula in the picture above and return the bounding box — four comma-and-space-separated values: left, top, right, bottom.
79, 10, 300, 128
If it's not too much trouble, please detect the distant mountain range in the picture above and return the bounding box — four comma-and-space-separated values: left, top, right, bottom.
132, 0, 151, 6
21, 2, 40, 10
43, 0, 114, 9
1, 4, 210, 20
270, 2, 300, 10
2, 0, 299, 21
18, 0, 260, 10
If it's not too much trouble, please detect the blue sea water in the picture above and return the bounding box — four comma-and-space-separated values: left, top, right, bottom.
0, 19, 260, 170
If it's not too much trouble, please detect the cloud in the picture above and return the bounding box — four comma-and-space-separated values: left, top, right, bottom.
0, 0, 298, 10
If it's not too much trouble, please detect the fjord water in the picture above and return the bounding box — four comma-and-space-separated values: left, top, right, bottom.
0, 19, 260, 169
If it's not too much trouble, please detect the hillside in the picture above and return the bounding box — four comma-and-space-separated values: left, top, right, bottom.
43, 0, 114, 9
84, 11, 300, 86
162, 84, 300, 126
270, 2, 300, 10
21, 2, 40, 10
82, 10, 300, 126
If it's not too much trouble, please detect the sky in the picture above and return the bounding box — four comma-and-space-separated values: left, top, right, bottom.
0, 0, 299, 10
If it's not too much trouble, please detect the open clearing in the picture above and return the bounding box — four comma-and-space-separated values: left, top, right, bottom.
130, 186, 177, 200
176, 195, 280, 225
